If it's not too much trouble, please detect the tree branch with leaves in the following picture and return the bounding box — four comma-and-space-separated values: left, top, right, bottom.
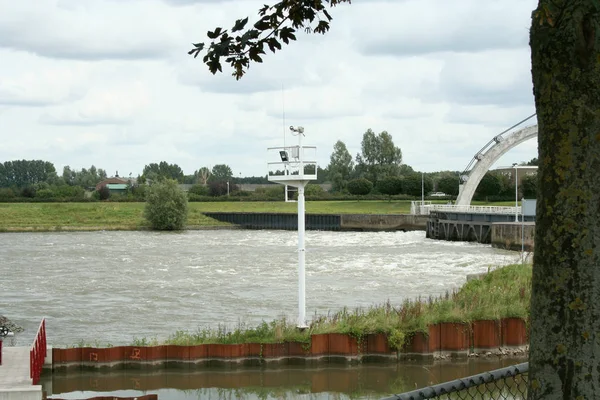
188, 0, 351, 79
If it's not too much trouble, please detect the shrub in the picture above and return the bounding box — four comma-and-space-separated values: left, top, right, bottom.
377, 176, 403, 200
97, 185, 111, 200
21, 186, 36, 198
305, 184, 324, 197
189, 184, 209, 196
208, 181, 232, 197
347, 178, 373, 197
53, 185, 85, 199
36, 189, 54, 199
144, 179, 188, 230
130, 184, 147, 200
0, 188, 15, 200
521, 174, 538, 198
266, 185, 284, 198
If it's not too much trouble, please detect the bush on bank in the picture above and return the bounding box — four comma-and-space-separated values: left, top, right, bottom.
144, 180, 189, 230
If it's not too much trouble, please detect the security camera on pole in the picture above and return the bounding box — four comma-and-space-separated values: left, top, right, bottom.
267, 126, 318, 329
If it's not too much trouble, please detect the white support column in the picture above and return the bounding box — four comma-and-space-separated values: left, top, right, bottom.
514, 165, 519, 222
297, 184, 307, 328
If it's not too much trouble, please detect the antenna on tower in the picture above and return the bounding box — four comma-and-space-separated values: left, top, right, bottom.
282, 83, 288, 201
282, 83, 286, 150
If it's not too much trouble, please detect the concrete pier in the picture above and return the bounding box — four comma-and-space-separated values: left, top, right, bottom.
491, 222, 535, 252
0, 347, 42, 400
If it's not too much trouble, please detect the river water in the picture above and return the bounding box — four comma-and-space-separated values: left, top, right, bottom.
44, 358, 528, 400
1, 230, 519, 347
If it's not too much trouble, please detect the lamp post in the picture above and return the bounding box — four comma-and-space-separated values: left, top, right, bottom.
421, 172, 424, 206
512, 163, 519, 222
227, 181, 230, 196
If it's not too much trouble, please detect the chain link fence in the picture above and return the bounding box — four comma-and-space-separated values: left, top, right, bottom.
381, 362, 528, 400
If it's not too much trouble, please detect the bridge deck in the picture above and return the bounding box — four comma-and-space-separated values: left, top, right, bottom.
0, 346, 33, 387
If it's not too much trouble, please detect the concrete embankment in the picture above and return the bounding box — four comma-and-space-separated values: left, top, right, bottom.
491, 222, 535, 252
202, 212, 428, 232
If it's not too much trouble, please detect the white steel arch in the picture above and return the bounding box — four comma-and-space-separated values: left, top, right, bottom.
456, 125, 538, 206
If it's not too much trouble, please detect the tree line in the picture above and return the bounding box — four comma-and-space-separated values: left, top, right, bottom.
322, 130, 538, 200
0, 146, 539, 202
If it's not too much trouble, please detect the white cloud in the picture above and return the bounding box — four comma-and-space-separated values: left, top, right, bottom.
0, 0, 540, 177
0, 53, 89, 106
0, 0, 184, 60
39, 81, 152, 125
354, 0, 534, 56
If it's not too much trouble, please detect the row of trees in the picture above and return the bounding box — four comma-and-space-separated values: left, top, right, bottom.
323, 132, 539, 199
0, 160, 58, 188
325, 130, 404, 192
1, 152, 540, 200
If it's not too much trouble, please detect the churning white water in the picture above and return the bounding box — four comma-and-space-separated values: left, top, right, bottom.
0, 230, 519, 346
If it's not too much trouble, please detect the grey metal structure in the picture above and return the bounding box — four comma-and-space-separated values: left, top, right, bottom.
426, 210, 535, 244
456, 114, 538, 206
381, 362, 529, 400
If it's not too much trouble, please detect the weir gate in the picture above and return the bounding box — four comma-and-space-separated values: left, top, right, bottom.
203, 202, 536, 246
411, 202, 536, 244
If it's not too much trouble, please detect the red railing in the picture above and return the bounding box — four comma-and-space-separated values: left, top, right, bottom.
30, 318, 46, 385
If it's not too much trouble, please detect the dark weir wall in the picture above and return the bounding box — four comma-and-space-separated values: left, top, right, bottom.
203, 212, 428, 232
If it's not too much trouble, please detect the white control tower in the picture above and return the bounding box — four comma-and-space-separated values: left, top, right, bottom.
267, 126, 318, 328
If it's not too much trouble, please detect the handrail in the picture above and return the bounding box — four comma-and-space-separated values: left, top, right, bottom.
411, 201, 521, 215
30, 318, 46, 385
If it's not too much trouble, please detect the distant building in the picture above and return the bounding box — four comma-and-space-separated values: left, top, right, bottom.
96, 177, 128, 191
105, 184, 128, 195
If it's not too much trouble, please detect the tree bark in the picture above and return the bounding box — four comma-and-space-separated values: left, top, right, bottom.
529, 1, 600, 398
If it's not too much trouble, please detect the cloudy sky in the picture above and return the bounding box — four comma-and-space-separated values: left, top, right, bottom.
0, 0, 539, 179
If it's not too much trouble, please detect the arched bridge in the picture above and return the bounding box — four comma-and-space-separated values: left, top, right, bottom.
456, 114, 538, 206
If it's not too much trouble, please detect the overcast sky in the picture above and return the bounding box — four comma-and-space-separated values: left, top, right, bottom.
0, 0, 539, 179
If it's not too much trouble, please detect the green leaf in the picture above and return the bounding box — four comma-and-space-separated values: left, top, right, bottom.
267, 38, 281, 53
232, 17, 249, 32
207, 59, 222, 74
253, 17, 270, 31
279, 27, 296, 44
314, 21, 330, 34
207, 27, 223, 39
187, 42, 205, 58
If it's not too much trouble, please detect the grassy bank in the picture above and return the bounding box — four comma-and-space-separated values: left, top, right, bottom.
0, 200, 517, 232
0, 202, 229, 231
120, 263, 530, 349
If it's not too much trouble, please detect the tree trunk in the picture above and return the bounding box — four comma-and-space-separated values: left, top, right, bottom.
529, 1, 600, 398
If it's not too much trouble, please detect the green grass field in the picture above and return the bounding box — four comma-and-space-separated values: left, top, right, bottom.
0, 200, 517, 231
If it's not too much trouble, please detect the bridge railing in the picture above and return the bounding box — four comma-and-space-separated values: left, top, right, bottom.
30, 318, 46, 385
411, 202, 521, 216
